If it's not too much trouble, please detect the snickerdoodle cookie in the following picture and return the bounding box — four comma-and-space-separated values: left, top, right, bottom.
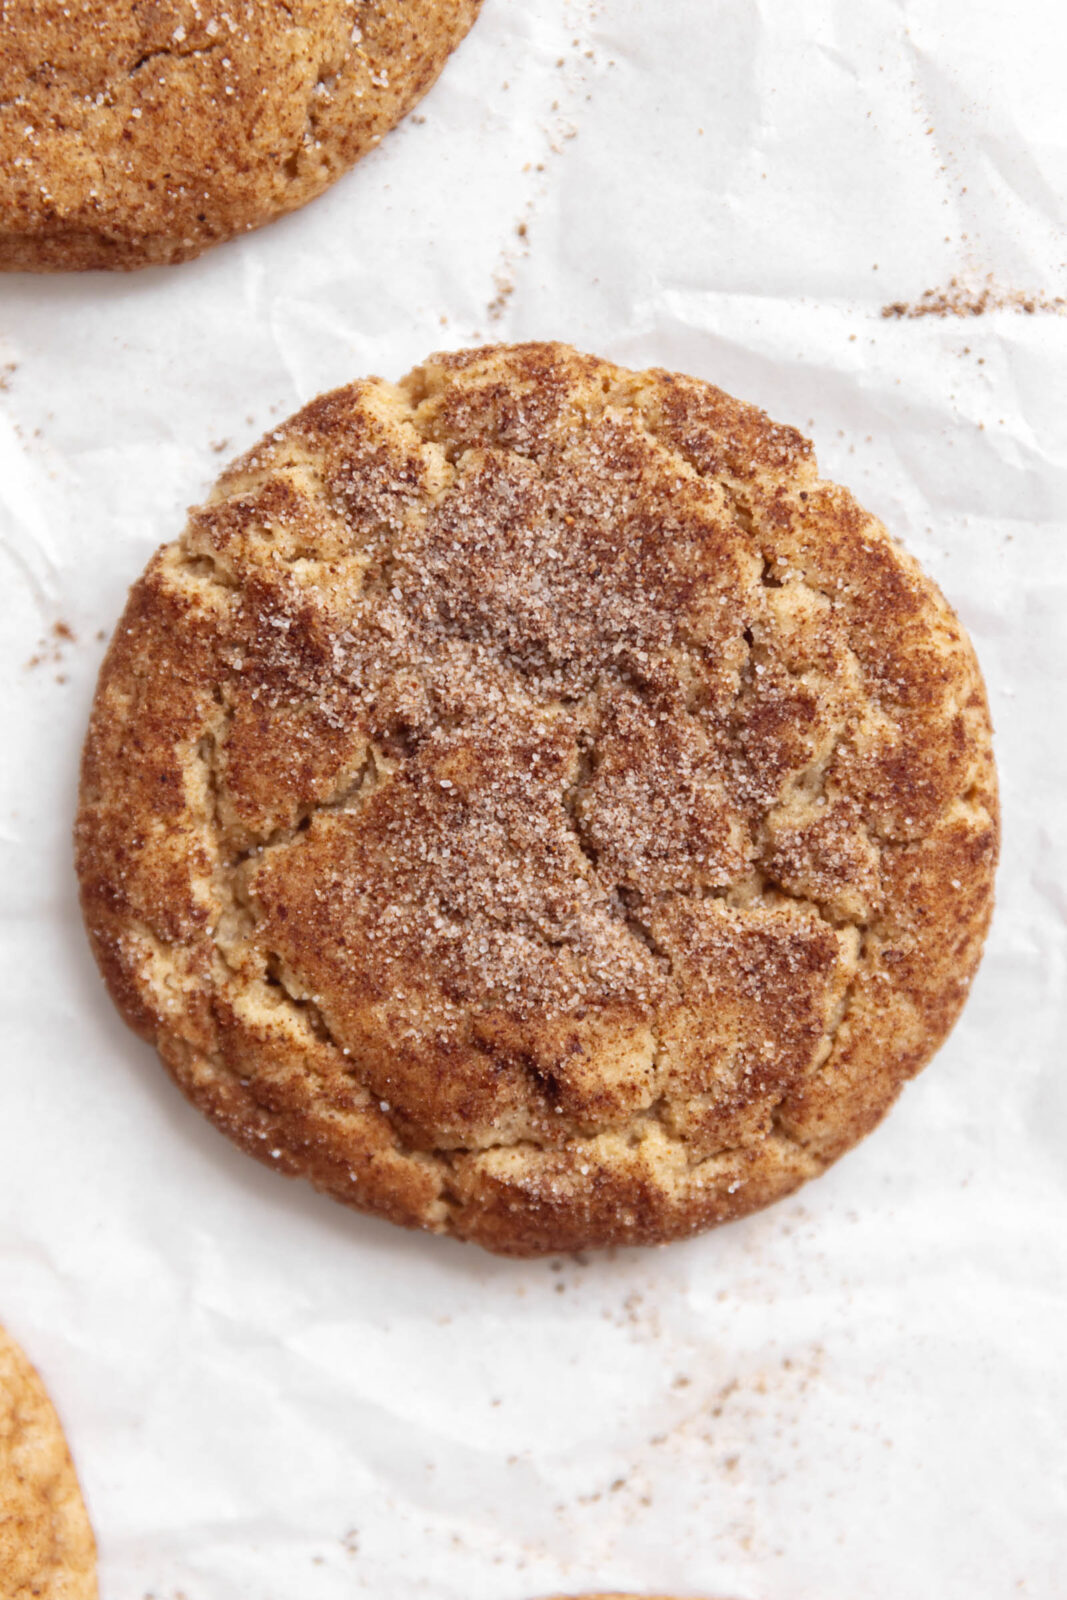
76, 343, 998, 1255
0, 0, 481, 270
0, 1324, 97, 1600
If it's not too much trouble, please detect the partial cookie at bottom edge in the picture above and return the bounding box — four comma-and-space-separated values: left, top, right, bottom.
0, 1323, 97, 1600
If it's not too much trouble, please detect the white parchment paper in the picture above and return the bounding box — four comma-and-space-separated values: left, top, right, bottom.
2, 3, 1065, 1597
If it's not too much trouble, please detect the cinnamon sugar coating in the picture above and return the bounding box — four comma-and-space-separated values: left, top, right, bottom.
0, 1325, 97, 1600
75, 343, 998, 1255
0, 0, 481, 270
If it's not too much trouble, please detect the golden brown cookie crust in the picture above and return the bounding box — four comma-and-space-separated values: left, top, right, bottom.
76, 342, 998, 1256
0, 1325, 98, 1600
0, 0, 481, 270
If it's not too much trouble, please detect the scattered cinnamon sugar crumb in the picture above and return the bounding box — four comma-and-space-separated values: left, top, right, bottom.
487, 272, 514, 321
882, 275, 1066, 319
27, 619, 77, 670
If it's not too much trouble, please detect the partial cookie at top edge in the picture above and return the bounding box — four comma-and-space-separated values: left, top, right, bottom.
0, 0, 482, 270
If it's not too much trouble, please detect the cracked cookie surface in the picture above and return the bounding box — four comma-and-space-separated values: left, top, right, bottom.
0, 0, 481, 270
0, 1325, 97, 1600
76, 342, 998, 1255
